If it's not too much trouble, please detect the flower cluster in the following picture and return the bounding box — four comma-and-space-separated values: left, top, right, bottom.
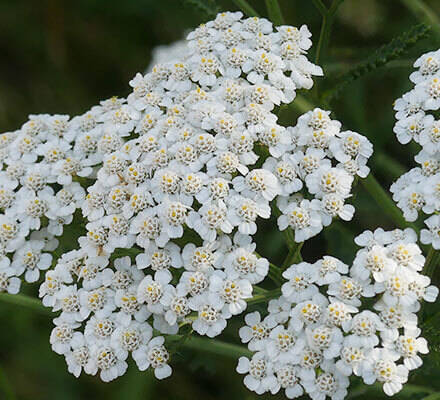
0, 99, 135, 294
237, 228, 438, 399
27, 11, 373, 383
391, 48, 440, 248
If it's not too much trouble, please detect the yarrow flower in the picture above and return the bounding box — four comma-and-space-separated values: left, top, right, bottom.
1, 11, 374, 389
392, 48, 440, 248
237, 228, 437, 399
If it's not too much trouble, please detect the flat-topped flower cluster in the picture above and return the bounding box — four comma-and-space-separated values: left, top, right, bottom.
237, 228, 438, 399
391, 49, 440, 248
0, 99, 132, 293
1, 10, 375, 390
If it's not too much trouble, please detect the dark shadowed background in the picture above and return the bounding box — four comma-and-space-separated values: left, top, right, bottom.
1, 0, 440, 399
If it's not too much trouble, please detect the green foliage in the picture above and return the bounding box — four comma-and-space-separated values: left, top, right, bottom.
324, 23, 431, 103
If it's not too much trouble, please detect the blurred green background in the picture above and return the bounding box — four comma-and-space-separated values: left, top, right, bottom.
1, 0, 440, 399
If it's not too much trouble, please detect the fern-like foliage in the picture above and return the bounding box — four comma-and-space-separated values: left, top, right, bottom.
180, 0, 220, 18
323, 23, 430, 103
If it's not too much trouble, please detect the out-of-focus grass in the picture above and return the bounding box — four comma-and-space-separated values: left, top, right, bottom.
1, 0, 440, 399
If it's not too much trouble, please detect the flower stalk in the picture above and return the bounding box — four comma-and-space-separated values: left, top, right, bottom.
361, 174, 419, 232
232, 0, 259, 17
265, 0, 284, 26
0, 293, 52, 317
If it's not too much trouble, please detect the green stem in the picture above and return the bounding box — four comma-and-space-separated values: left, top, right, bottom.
311, 0, 328, 16
425, 247, 440, 280
247, 288, 281, 305
328, 0, 345, 16
252, 286, 267, 295
373, 153, 406, 179
315, 13, 330, 65
360, 174, 419, 232
293, 95, 315, 113
0, 366, 15, 400
400, 0, 440, 37
265, 0, 284, 26
180, 335, 253, 358
268, 262, 284, 285
272, 204, 296, 250
232, 0, 259, 17
0, 293, 52, 317
282, 241, 304, 269
314, 0, 345, 65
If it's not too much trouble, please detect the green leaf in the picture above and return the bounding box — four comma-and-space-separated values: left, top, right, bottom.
324, 23, 430, 103
180, 0, 220, 18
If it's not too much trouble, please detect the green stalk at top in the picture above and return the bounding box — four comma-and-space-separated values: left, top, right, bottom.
282, 241, 304, 269
314, 0, 345, 65
361, 174, 419, 232
232, 0, 259, 17
265, 0, 284, 26
0, 293, 52, 317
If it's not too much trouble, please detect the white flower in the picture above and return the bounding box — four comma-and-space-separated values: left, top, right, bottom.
239, 311, 276, 351
111, 320, 153, 361
233, 168, 280, 201
282, 262, 319, 303
272, 363, 304, 399
267, 325, 305, 363
11, 240, 52, 282
224, 246, 269, 284
315, 256, 348, 285
344, 310, 384, 348
351, 245, 397, 282
410, 50, 440, 83
136, 271, 172, 314
421, 214, 440, 248
88, 344, 128, 382
187, 200, 233, 241
302, 362, 349, 400
236, 352, 278, 395
329, 130, 373, 163
209, 270, 253, 315
189, 292, 229, 337
361, 348, 408, 396
305, 166, 353, 199
227, 195, 271, 235
289, 294, 328, 332
0, 266, 21, 294
133, 336, 172, 379
277, 199, 323, 242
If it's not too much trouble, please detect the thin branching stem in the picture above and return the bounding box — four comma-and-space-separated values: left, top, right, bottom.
311, 0, 328, 16
267, 262, 284, 286
232, 0, 259, 17
0, 293, 52, 317
314, 0, 345, 65
178, 335, 253, 358
247, 288, 282, 305
265, 0, 284, 26
361, 174, 419, 233
282, 242, 304, 269
424, 247, 440, 280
